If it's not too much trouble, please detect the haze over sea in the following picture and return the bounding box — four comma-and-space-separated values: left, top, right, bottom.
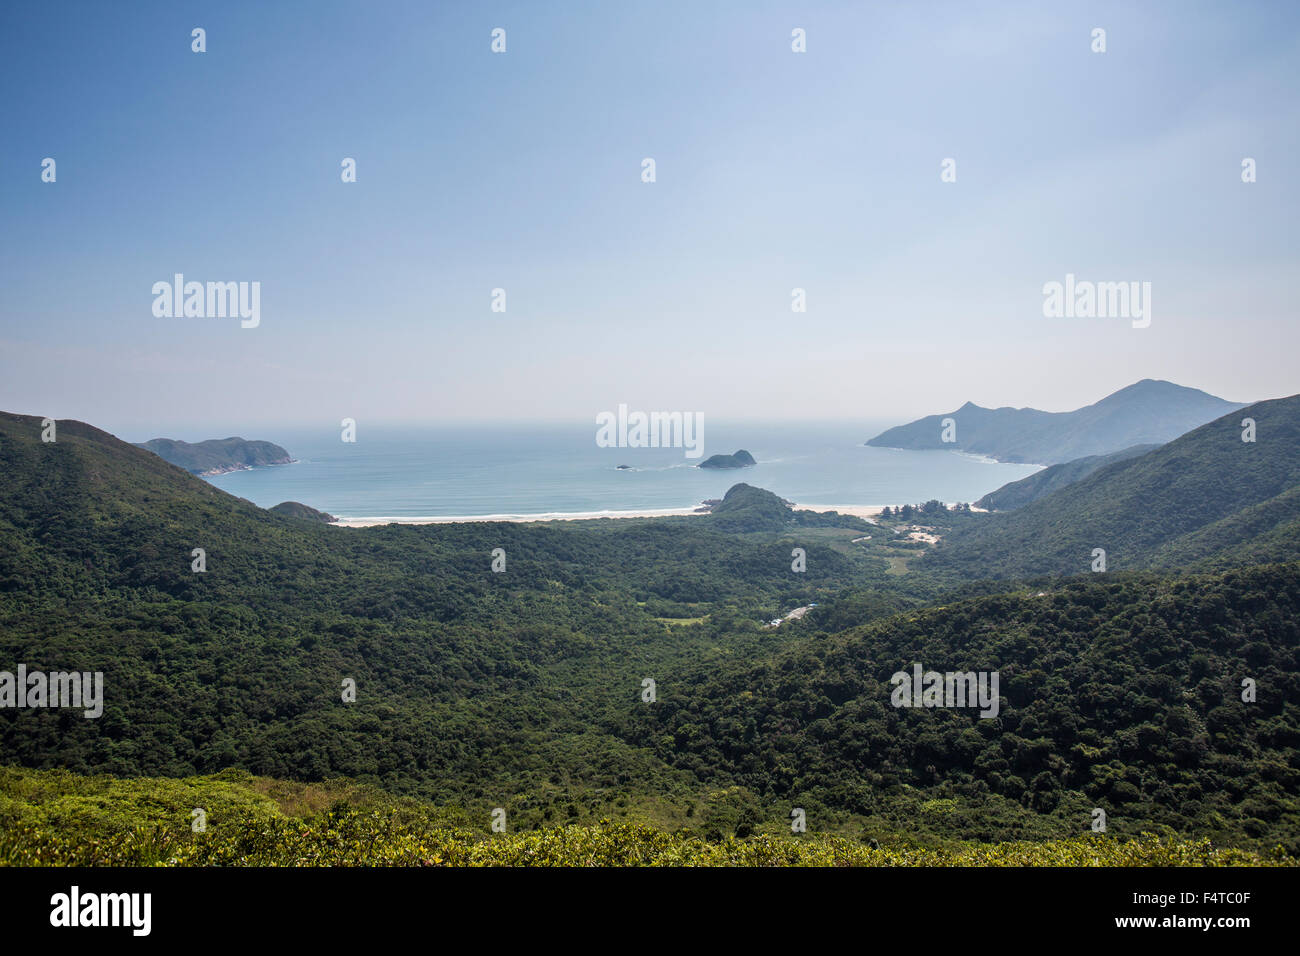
152, 421, 1045, 521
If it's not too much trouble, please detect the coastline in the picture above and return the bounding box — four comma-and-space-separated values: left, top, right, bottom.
333, 506, 709, 527
196, 458, 297, 478
793, 504, 888, 519
871, 444, 1049, 469
331, 502, 892, 527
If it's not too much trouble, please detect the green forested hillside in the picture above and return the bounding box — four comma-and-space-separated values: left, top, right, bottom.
2, 410, 1298, 859
976, 444, 1159, 511
269, 501, 338, 522
708, 482, 873, 533
924, 394, 1300, 578
0, 412, 890, 809
622, 563, 1300, 848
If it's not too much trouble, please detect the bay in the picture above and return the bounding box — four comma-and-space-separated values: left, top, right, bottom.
200, 421, 1043, 520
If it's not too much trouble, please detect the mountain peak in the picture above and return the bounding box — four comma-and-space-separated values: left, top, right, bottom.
867, 381, 1247, 464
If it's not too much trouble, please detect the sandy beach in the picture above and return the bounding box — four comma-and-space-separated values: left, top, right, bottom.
331, 503, 892, 527
332, 506, 707, 527
793, 504, 888, 519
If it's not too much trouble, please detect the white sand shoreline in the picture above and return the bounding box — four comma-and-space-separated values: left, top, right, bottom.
332, 503, 893, 528
793, 504, 888, 519
333, 507, 708, 527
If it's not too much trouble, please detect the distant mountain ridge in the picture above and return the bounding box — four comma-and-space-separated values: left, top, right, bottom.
924, 392, 1300, 577
135, 436, 294, 476
867, 380, 1245, 464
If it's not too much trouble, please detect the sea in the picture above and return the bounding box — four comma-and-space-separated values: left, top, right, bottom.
187, 421, 1043, 521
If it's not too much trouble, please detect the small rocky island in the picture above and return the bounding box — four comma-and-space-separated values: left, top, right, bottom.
698, 449, 757, 470
135, 437, 295, 476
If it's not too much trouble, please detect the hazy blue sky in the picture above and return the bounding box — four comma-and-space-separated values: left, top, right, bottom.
1, 0, 1297, 432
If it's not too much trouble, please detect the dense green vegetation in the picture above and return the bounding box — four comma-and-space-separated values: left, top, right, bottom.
867, 379, 1241, 464
0, 413, 899, 815
2, 767, 1287, 867
976, 444, 1158, 511
709, 482, 873, 533
269, 501, 338, 523
2, 407, 1298, 864
622, 563, 1300, 849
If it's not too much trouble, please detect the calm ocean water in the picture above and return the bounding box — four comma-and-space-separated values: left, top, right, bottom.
193, 421, 1042, 520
